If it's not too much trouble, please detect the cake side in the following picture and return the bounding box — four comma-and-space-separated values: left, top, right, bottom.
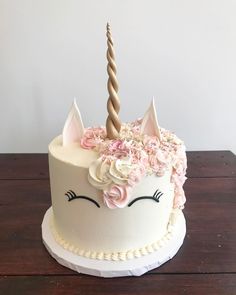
48, 120, 187, 260
49, 136, 175, 254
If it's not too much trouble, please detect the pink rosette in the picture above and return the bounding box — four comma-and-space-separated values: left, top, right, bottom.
156, 149, 170, 164
80, 127, 106, 149
130, 147, 149, 167
127, 165, 146, 187
130, 119, 142, 136
171, 169, 187, 209
143, 135, 160, 154
148, 154, 159, 171
103, 184, 131, 209
148, 154, 167, 176
173, 186, 186, 209
171, 171, 187, 187
104, 139, 130, 158
173, 161, 184, 175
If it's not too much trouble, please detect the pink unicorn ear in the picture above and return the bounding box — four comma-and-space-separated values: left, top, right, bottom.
62, 98, 85, 146
140, 98, 161, 141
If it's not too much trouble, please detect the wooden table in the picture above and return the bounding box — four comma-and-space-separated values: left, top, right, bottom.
0, 151, 235, 295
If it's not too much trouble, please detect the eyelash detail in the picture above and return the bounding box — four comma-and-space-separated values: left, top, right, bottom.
65, 190, 100, 208
128, 189, 163, 207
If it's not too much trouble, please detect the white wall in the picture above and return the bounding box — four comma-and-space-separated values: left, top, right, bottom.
0, 0, 235, 153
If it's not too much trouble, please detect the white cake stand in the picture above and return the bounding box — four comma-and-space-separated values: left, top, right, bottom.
42, 207, 186, 278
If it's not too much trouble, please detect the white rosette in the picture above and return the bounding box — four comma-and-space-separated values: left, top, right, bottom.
108, 158, 134, 185
88, 157, 137, 191
88, 158, 112, 190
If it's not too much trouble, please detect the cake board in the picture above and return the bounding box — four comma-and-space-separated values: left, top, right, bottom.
42, 207, 186, 278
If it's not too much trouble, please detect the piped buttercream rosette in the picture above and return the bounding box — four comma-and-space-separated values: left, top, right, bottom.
88, 157, 145, 209
88, 158, 112, 190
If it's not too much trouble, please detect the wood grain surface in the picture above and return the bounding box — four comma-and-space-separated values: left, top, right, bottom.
0, 151, 235, 180
0, 151, 235, 294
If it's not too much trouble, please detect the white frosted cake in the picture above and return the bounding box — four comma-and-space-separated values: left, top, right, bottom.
42, 24, 187, 276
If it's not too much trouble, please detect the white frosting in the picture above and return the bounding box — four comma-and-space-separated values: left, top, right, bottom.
49, 208, 181, 261
49, 137, 175, 255
49, 135, 98, 168
109, 158, 136, 183
88, 157, 140, 190
88, 158, 112, 190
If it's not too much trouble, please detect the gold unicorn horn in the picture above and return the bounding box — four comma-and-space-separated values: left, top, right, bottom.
105, 23, 121, 139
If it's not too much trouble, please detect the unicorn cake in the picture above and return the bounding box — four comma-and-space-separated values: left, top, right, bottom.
42, 24, 187, 277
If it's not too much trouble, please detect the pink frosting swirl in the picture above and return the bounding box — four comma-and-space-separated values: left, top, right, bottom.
103, 184, 131, 209
171, 157, 187, 209
80, 127, 106, 149
143, 135, 160, 154
101, 139, 131, 159
173, 185, 186, 209
148, 154, 167, 176
127, 165, 146, 187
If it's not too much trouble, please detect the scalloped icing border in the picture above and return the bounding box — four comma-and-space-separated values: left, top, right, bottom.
50, 209, 181, 261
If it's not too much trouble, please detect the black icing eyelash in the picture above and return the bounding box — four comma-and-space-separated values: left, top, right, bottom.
65, 190, 100, 208
128, 189, 163, 207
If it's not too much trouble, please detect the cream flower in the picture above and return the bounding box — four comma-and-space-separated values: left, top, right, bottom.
108, 158, 134, 185
88, 158, 112, 190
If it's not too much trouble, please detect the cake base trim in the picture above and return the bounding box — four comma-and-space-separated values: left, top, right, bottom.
42, 207, 186, 277
49, 208, 181, 261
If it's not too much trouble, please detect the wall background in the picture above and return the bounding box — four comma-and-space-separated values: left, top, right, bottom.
0, 0, 235, 153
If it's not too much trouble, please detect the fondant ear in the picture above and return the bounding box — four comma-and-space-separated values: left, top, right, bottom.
62, 98, 85, 146
140, 98, 161, 141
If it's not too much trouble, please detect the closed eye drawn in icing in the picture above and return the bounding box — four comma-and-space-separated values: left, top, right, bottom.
65, 190, 100, 208
128, 189, 163, 207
